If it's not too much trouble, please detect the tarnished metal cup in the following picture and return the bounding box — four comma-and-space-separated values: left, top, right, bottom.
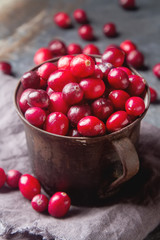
14, 56, 150, 205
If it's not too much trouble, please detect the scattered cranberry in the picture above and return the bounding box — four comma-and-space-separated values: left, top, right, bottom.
73, 9, 88, 24
31, 194, 49, 212
125, 97, 145, 116
91, 98, 114, 120
78, 116, 106, 136
19, 88, 34, 113
48, 39, 67, 56
128, 75, 145, 96
78, 25, 94, 41
108, 68, 129, 89
20, 71, 40, 89
103, 23, 117, 37
117, 66, 132, 76
34, 48, 53, 65
0, 168, 6, 188
25, 107, 46, 127
57, 55, 74, 70
48, 192, 71, 218
6, 169, 22, 188
149, 87, 158, 103
38, 63, 57, 81
67, 104, 91, 126
54, 12, 72, 28
49, 92, 69, 114
28, 89, 50, 109
97, 62, 113, 81
102, 48, 125, 67
68, 128, 82, 137
119, 0, 136, 9
19, 174, 41, 200
67, 43, 82, 55
83, 44, 100, 55
120, 40, 137, 54
153, 63, 160, 79
127, 50, 144, 69
0, 61, 12, 75
62, 82, 84, 105
106, 111, 130, 132
109, 90, 130, 110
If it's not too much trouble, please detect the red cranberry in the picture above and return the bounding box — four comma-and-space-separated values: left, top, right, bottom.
79, 78, 105, 99
0, 168, 6, 188
6, 169, 22, 188
125, 97, 145, 116
48, 39, 67, 56
78, 25, 94, 41
68, 128, 82, 137
73, 9, 88, 24
109, 90, 130, 110
92, 65, 104, 79
119, 0, 136, 9
28, 89, 50, 108
62, 82, 84, 105
39, 77, 47, 89
104, 44, 120, 52
128, 75, 145, 96
108, 68, 129, 89
31, 194, 49, 212
48, 192, 71, 218
120, 40, 137, 54
54, 12, 72, 28
106, 111, 129, 132
38, 63, 57, 81
67, 104, 91, 126
67, 43, 82, 55
70, 54, 95, 78
0, 61, 12, 75
97, 62, 113, 81
102, 48, 125, 67
19, 88, 34, 113
153, 63, 160, 78
77, 116, 106, 137
45, 112, 69, 135
49, 92, 69, 114
34, 48, 53, 65
57, 55, 74, 70
83, 44, 100, 55
25, 107, 46, 127
149, 87, 157, 103
46, 86, 54, 96
117, 66, 132, 76
103, 23, 117, 37
21, 71, 40, 89
127, 50, 144, 69
91, 98, 114, 120
48, 70, 76, 92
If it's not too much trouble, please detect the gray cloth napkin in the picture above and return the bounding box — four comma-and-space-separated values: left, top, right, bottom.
0, 73, 160, 240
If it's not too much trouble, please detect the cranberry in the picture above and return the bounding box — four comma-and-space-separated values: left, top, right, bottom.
48, 39, 67, 56
127, 50, 144, 69
104, 44, 120, 52
125, 97, 145, 116
77, 116, 106, 137
68, 128, 82, 137
109, 90, 130, 110
106, 111, 129, 132
6, 169, 22, 188
102, 48, 125, 67
97, 62, 114, 81
0, 168, 6, 188
57, 55, 74, 70
20, 71, 40, 89
128, 75, 145, 96
79, 78, 105, 99
48, 192, 71, 218
62, 82, 84, 105
39, 77, 47, 89
34, 48, 53, 65
19, 88, 34, 113
54, 12, 72, 28
92, 65, 103, 79
37, 63, 57, 81
70, 54, 95, 78
117, 66, 132, 76
25, 107, 46, 127
28, 89, 50, 108
120, 40, 137, 54
49, 92, 69, 114
149, 87, 157, 103
91, 98, 114, 120
31, 194, 49, 212
108, 68, 129, 89
73, 9, 88, 24
67, 43, 82, 55
78, 25, 94, 41
45, 112, 69, 135
67, 104, 91, 126
46, 86, 54, 96
103, 23, 117, 37
153, 63, 160, 78
0, 61, 12, 75
119, 0, 136, 9
83, 44, 100, 55
48, 70, 76, 92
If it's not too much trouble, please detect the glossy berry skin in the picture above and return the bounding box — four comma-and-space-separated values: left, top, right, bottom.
31, 194, 49, 212
6, 169, 22, 188
21, 71, 40, 89
128, 75, 145, 96
79, 78, 105, 99
83, 44, 100, 55
109, 90, 130, 110
93, 65, 104, 79
62, 83, 84, 105
127, 50, 144, 69
91, 98, 114, 120
67, 104, 91, 126
19, 174, 41, 200
77, 116, 106, 137
45, 112, 69, 136
48, 39, 67, 56
103, 23, 117, 37
98, 62, 113, 80
119, 0, 136, 9
120, 40, 137, 54
48, 192, 71, 218
68, 128, 82, 137
70, 54, 95, 78
38, 63, 57, 81
125, 97, 145, 116
149, 87, 157, 103
54, 12, 71, 28
49, 92, 69, 114
28, 89, 50, 109
19, 88, 34, 113
0, 168, 6, 188
57, 55, 74, 70
46, 86, 54, 96
0, 61, 12, 75
104, 44, 120, 52
102, 48, 125, 67
117, 66, 132, 76
40, 77, 47, 89
78, 25, 94, 41
153, 63, 160, 78
73, 9, 88, 24
34, 48, 53, 65
67, 43, 82, 55
108, 68, 129, 89
25, 107, 46, 127
106, 111, 130, 132
48, 70, 76, 92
